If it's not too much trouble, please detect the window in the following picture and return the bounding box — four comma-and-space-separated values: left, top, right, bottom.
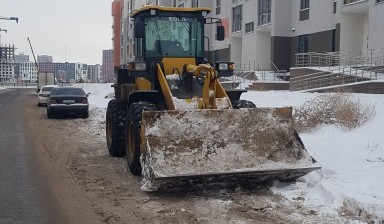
377, 0, 384, 3
333, 0, 337, 13
298, 35, 309, 53
232, 5, 243, 32
216, 0, 221, 15
192, 0, 198, 7
300, 0, 310, 21
258, 0, 271, 26
245, 22, 254, 33
301, 0, 310, 9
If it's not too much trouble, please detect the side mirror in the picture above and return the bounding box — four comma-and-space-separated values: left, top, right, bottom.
217, 26, 225, 41
134, 21, 145, 38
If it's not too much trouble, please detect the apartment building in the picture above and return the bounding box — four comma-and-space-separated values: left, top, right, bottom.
102, 49, 114, 81
37, 55, 53, 63
0, 44, 15, 82
112, 0, 384, 71
88, 64, 102, 82
18, 62, 38, 82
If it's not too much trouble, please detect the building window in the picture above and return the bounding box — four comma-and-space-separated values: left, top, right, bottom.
192, 0, 198, 7
216, 0, 221, 15
377, 0, 384, 3
232, 5, 242, 32
258, 0, 271, 26
333, 0, 337, 13
298, 35, 309, 53
300, 0, 310, 21
245, 22, 254, 33
301, 0, 310, 9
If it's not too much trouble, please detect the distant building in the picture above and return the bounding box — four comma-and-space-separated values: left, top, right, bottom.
37, 55, 53, 63
102, 49, 114, 81
39, 62, 76, 81
75, 63, 88, 81
18, 62, 38, 82
88, 64, 102, 82
0, 44, 16, 82
14, 53, 30, 63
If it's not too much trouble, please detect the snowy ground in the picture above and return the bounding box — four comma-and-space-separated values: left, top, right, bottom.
73, 83, 384, 222
4, 83, 383, 222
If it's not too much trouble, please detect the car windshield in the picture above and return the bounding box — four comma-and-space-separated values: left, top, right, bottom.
41, 87, 55, 92
51, 88, 85, 96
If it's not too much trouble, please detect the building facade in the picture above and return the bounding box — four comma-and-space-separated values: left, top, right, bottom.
113, 0, 384, 71
102, 49, 114, 81
14, 53, 30, 63
88, 64, 102, 82
18, 62, 38, 82
37, 55, 53, 63
0, 44, 15, 82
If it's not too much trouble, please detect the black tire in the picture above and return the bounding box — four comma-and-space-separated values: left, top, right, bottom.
125, 101, 157, 176
82, 111, 89, 119
106, 99, 126, 157
47, 109, 53, 118
232, 100, 257, 109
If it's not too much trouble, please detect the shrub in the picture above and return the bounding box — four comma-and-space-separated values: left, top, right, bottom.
293, 93, 375, 133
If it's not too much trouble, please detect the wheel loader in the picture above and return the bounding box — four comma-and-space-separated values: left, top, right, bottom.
106, 6, 320, 191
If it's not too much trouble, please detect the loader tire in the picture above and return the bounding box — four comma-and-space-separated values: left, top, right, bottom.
106, 99, 126, 157
126, 101, 157, 176
232, 100, 256, 109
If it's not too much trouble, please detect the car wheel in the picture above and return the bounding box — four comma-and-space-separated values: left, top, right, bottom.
82, 111, 89, 119
47, 109, 53, 119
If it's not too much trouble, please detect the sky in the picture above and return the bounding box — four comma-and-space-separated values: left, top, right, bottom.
0, 0, 113, 65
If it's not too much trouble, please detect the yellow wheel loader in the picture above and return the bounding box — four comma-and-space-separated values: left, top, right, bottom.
106, 6, 320, 191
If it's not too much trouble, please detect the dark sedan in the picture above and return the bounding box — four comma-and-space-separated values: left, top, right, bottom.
47, 87, 89, 118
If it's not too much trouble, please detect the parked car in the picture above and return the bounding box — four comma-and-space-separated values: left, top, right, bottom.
37, 85, 58, 107
47, 87, 89, 118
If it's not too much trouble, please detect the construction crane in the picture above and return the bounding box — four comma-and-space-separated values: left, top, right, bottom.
0, 28, 8, 45
0, 16, 19, 23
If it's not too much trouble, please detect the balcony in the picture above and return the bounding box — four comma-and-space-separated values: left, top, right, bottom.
342, 0, 369, 13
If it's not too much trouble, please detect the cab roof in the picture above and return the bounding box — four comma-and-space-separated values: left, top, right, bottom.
130, 6, 211, 17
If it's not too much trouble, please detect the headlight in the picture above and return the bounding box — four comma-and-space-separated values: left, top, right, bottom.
128, 62, 146, 71
218, 63, 228, 71
134, 62, 146, 71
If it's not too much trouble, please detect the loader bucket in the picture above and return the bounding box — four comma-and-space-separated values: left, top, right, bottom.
140, 107, 321, 191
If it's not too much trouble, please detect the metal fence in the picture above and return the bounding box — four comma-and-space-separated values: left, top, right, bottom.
292, 49, 384, 91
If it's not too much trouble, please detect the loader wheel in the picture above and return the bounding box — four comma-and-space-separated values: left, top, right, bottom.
106, 99, 127, 157
232, 100, 257, 109
125, 101, 157, 176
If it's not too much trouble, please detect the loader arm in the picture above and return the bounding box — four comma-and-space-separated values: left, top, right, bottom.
185, 64, 231, 109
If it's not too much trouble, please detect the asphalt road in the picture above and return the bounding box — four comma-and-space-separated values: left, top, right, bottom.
0, 88, 65, 224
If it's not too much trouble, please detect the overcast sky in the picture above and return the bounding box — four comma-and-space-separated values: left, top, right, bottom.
0, 0, 113, 65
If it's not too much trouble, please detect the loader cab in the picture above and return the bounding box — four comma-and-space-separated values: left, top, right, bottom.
131, 6, 224, 65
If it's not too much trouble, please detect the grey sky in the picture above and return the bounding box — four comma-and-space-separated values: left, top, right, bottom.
0, 0, 113, 65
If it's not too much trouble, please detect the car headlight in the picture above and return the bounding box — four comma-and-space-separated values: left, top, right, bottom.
218, 63, 228, 71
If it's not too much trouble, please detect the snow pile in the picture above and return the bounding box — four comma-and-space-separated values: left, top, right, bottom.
22, 83, 382, 221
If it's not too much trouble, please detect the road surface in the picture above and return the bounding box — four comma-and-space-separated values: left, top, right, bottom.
0, 88, 66, 224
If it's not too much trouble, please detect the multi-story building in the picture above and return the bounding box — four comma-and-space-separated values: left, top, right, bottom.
39, 62, 76, 82
18, 62, 38, 82
102, 49, 114, 81
37, 55, 53, 63
0, 44, 15, 82
88, 64, 102, 82
14, 52, 30, 63
75, 63, 88, 81
114, 0, 384, 71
